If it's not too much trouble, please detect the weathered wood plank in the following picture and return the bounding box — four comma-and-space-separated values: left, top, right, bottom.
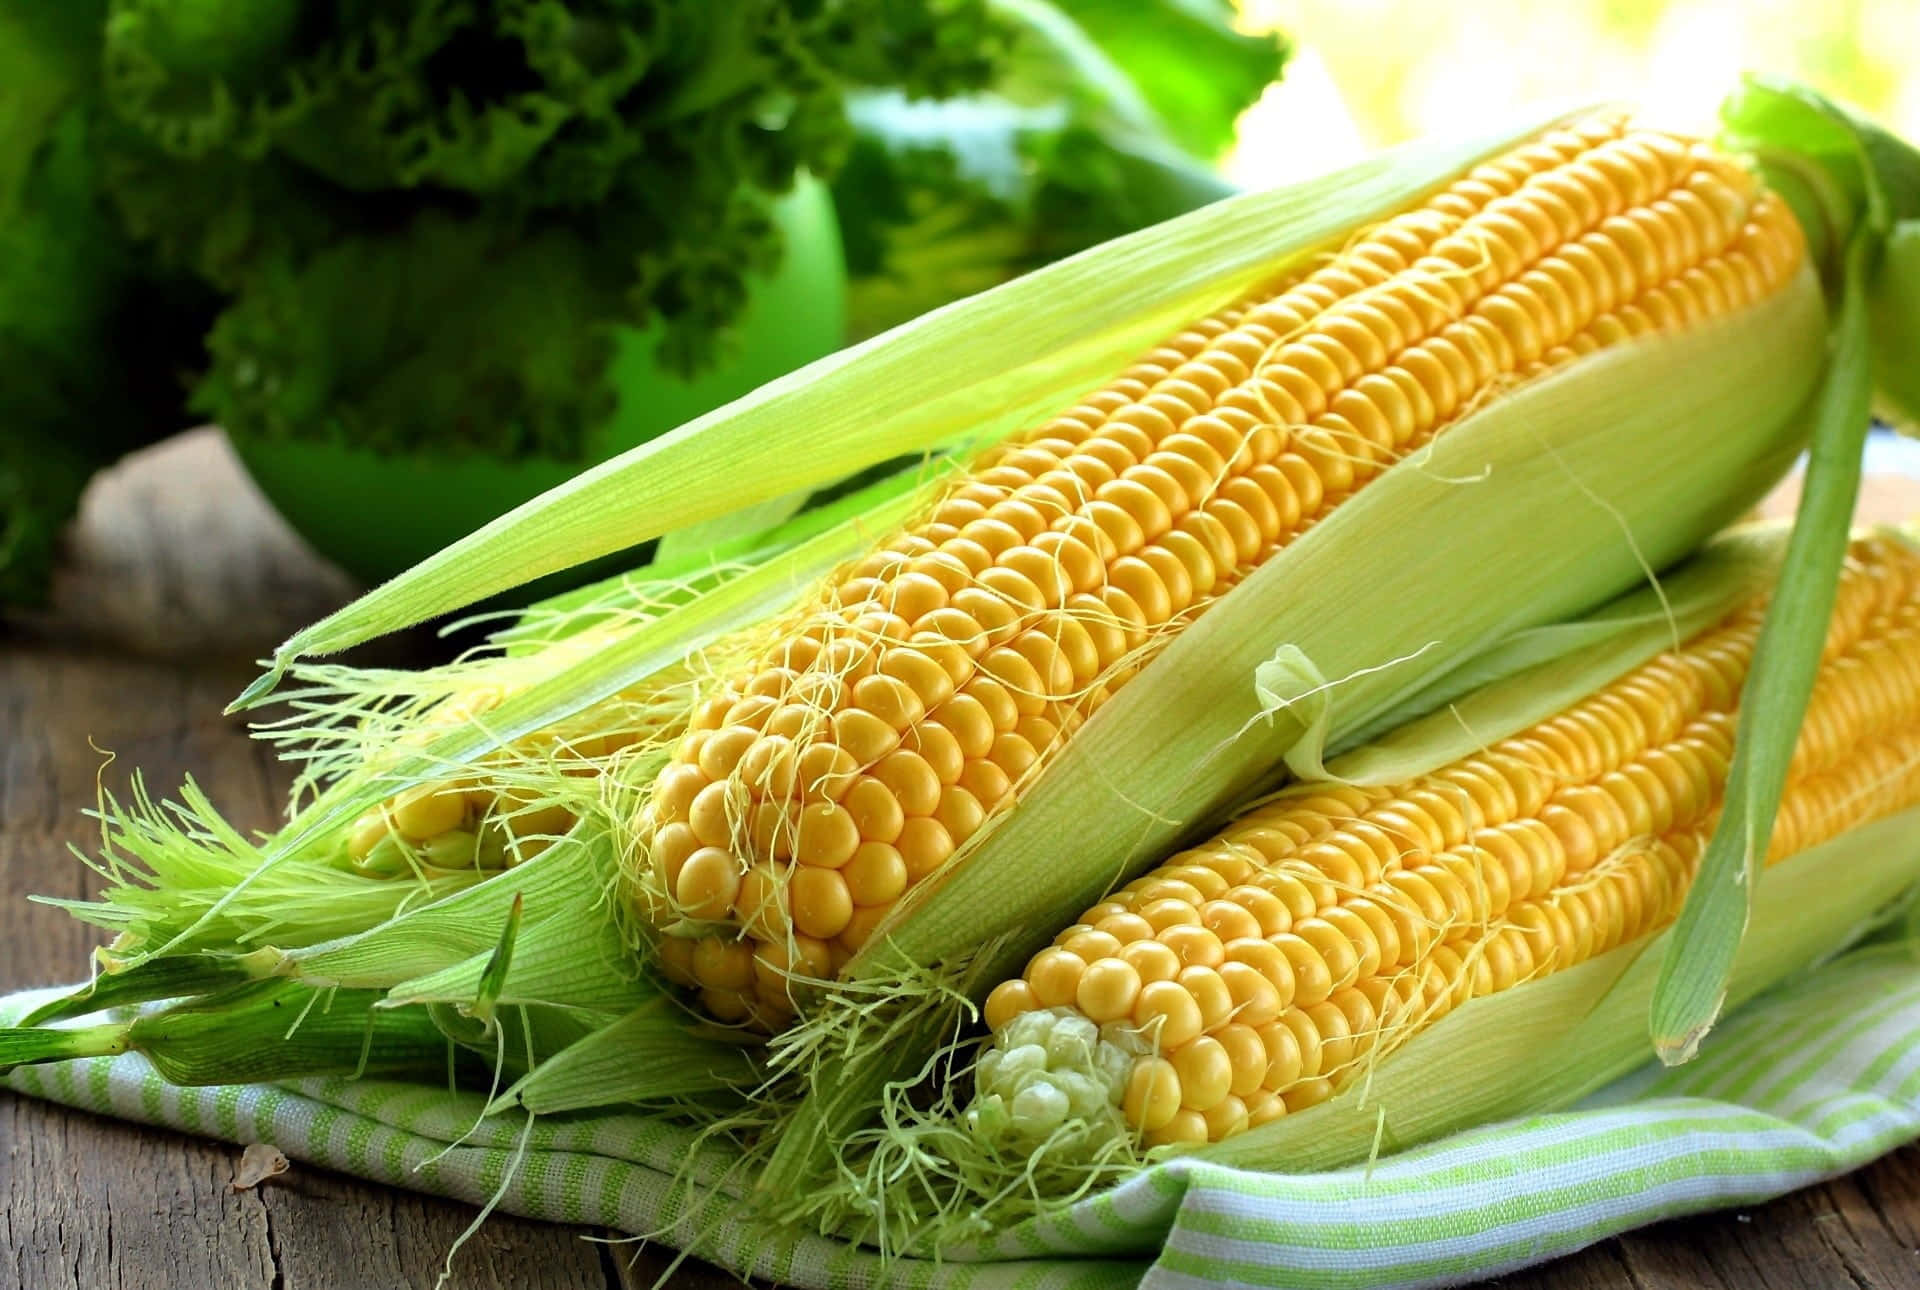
2, 1096, 277, 1290
258, 1164, 612, 1290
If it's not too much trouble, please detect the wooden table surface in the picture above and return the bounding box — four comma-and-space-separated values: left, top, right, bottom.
6, 429, 1920, 1290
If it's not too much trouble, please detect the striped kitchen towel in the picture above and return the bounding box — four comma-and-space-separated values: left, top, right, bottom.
8, 939, 1920, 1288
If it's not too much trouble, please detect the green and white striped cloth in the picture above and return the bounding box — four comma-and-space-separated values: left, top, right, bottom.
8, 941, 1920, 1289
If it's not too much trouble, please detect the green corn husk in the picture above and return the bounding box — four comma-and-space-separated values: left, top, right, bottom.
0, 981, 458, 1086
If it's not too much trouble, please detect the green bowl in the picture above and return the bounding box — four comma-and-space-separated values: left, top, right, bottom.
228, 175, 846, 590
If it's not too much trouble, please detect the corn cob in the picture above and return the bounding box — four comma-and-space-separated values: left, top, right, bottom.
639, 115, 1809, 1028
966, 533, 1920, 1151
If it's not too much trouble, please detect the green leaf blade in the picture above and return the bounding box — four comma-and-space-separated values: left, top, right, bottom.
1650, 235, 1875, 1063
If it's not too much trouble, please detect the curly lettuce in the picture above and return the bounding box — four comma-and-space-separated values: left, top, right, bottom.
90, 1, 1000, 462
0, 0, 1284, 603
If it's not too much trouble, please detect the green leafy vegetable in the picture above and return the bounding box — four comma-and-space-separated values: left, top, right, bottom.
96, 0, 1003, 463
835, 0, 1285, 338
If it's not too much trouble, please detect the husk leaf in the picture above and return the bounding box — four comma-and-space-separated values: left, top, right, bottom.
1650, 237, 1873, 1062
1329, 523, 1787, 786
490, 1000, 760, 1114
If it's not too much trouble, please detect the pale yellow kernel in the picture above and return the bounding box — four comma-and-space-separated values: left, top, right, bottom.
1171, 1035, 1232, 1110
1214, 1022, 1269, 1098
1200, 1094, 1249, 1142
878, 647, 957, 709
1145, 1107, 1210, 1148
873, 750, 943, 816
1075, 958, 1143, 1023
833, 707, 903, 768
718, 707, 786, 770
656, 936, 696, 987
794, 802, 861, 868
791, 866, 854, 939
733, 864, 788, 940
984, 978, 1039, 1031
762, 702, 820, 742
1257, 1021, 1304, 1091
347, 811, 389, 863
688, 781, 738, 849
502, 800, 574, 844
934, 786, 987, 841
1161, 924, 1225, 969
883, 572, 950, 624
897, 817, 956, 881
1284, 1076, 1334, 1113
1224, 938, 1296, 1009
1199, 899, 1262, 944
697, 726, 760, 781
1140, 898, 1201, 932
652, 822, 701, 887
721, 693, 778, 732
797, 742, 862, 801
701, 986, 752, 1024
844, 841, 908, 907
838, 904, 891, 952
843, 775, 906, 843
391, 783, 468, 841
1097, 912, 1156, 944
905, 721, 966, 785
692, 938, 755, 992
1120, 938, 1182, 985
988, 731, 1040, 781
1134, 877, 1205, 907
1178, 965, 1235, 1031
959, 759, 1013, 809
1027, 948, 1087, 1008
1060, 929, 1122, 961
1123, 1057, 1183, 1132
1293, 918, 1361, 993
747, 799, 799, 862
1133, 979, 1204, 1049
674, 846, 742, 921
1217, 960, 1282, 1027
1246, 1089, 1287, 1127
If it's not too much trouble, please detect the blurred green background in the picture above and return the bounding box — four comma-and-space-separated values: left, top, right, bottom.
1228, 0, 1911, 182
